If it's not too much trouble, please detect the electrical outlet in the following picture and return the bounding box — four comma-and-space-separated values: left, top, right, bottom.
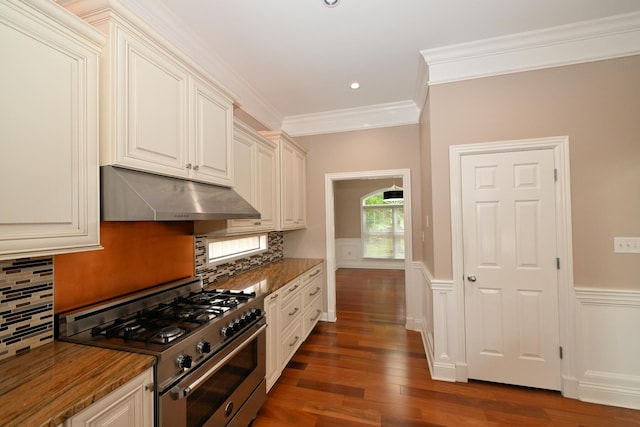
614, 237, 640, 253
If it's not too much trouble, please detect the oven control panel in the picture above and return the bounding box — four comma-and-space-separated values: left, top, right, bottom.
221, 308, 262, 339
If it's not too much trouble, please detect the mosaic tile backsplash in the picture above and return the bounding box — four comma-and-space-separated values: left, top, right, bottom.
0, 257, 54, 361
195, 231, 284, 287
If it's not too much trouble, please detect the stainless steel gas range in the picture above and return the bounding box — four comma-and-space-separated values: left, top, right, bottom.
56, 277, 266, 427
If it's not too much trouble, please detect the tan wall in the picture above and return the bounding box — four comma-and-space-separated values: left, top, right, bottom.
419, 96, 435, 274
334, 178, 397, 238
283, 125, 423, 261
427, 55, 640, 289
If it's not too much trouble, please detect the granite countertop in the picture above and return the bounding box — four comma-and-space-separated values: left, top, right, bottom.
0, 258, 323, 427
0, 341, 155, 427
208, 258, 324, 294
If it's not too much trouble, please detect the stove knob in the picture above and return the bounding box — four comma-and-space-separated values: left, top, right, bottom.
253, 308, 262, 318
233, 319, 242, 331
221, 325, 234, 338
177, 354, 192, 369
197, 341, 211, 354
249, 308, 258, 319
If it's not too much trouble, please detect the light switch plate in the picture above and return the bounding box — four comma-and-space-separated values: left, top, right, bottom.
614, 237, 640, 253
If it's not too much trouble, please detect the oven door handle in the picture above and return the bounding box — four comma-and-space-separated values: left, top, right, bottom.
170, 322, 267, 400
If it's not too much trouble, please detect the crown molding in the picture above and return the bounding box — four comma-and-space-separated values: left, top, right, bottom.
421, 12, 640, 85
281, 101, 420, 137
120, 0, 283, 130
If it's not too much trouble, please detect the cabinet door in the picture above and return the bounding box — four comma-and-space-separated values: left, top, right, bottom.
292, 147, 307, 227
265, 292, 280, 392
114, 27, 190, 177
0, 0, 101, 260
279, 139, 306, 230
254, 140, 278, 231
279, 141, 297, 229
67, 368, 154, 427
227, 132, 258, 233
191, 77, 233, 186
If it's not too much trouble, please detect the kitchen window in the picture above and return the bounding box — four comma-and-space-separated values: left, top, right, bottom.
207, 234, 268, 265
361, 190, 404, 259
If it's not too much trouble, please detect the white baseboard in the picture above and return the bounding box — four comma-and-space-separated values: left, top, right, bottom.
575, 287, 640, 410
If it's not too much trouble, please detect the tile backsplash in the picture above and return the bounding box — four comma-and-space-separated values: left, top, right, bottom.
195, 231, 283, 287
0, 257, 54, 361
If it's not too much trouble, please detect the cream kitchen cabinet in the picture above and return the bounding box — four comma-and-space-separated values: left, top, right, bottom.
65, 0, 234, 187
0, 0, 102, 260
301, 264, 324, 337
264, 263, 324, 392
65, 368, 154, 427
260, 131, 307, 230
196, 119, 277, 235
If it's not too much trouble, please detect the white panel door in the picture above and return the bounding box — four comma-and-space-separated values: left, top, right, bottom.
462, 149, 561, 390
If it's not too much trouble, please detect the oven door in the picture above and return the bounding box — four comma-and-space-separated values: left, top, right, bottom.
160, 322, 266, 427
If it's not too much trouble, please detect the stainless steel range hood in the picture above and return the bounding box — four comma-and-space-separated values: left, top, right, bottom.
101, 166, 260, 221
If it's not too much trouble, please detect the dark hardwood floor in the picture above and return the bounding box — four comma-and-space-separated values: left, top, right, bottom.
253, 268, 640, 426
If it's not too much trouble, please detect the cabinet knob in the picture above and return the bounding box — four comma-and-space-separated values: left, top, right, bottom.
193, 165, 199, 171
185, 163, 193, 169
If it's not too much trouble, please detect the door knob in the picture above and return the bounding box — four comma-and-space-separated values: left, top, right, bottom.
467, 275, 477, 282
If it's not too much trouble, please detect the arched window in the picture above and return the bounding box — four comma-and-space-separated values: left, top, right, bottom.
361, 189, 404, 259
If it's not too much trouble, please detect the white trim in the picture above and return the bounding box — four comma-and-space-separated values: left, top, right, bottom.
282, 101, 420, 137
421, 12, 640, 85
575, 287, 640, 410
325, 169, 413, 326
449, 136, 576, 396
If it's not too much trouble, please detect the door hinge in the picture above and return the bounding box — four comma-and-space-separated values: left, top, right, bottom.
554, 169, 558, 182
559, 346, 563, 359
556, 258, 560, 270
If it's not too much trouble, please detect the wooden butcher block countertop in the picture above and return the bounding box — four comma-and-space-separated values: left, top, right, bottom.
0, 341, 155, 427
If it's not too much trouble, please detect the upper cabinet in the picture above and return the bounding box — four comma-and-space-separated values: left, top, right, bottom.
195, 119, 278, 235
261, 131, 307, 231
0, 0, 103, 260
65, 0, 234, 187
227, 120, 278, 233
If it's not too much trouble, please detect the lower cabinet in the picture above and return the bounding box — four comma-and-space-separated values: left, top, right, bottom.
65, 368, 154, 427
265, 263, 324, 392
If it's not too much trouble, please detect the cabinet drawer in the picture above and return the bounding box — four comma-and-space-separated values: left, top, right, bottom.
303, 296, 323, 338
279, 291, 302, 333
280, 277, 302, 306
279, 321, 303, 369
302, 276, 322, 309
302, 265, 323, 286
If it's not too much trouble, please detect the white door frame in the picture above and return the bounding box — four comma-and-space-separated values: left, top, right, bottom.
449, 136, 578, 397
324, 169, 413, 325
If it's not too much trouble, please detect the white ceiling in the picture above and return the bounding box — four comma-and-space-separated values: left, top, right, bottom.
133, 0, 640, 132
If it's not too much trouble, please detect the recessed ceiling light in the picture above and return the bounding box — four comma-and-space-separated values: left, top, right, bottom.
350, 82, 360, 90
322, 0, 339, 7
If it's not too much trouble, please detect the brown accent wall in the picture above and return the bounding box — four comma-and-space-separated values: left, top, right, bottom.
283, 124, 422, 262
54, 222, 195, 312
426, 55, 640, 288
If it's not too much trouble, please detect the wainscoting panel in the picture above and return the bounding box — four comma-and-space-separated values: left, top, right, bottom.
416, 262, 457, 382
575, 288, 640, 410
335, 238, 404, 270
